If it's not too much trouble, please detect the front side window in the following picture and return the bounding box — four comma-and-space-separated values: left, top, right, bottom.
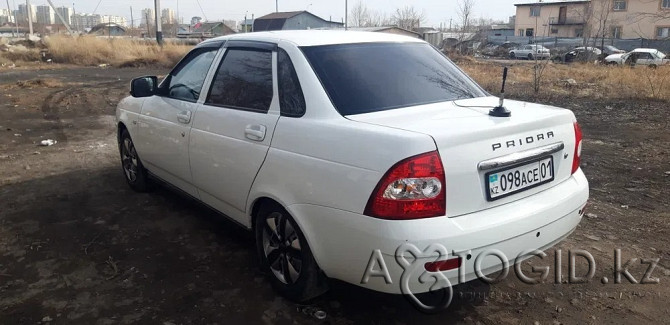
301, 42, 485, 116
206, 49, 273, 112
162, 47, 218, 102
530, 6, 541, 16
613, 0, 627, 10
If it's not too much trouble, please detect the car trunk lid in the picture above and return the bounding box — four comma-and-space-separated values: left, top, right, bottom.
347, 96, 578, 218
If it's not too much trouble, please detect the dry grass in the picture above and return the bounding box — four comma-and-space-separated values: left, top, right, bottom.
43, 35, 192, 68
458, 59, 670, 101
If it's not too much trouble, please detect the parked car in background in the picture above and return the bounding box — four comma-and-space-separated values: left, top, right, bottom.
116, 31, 588, 302
598, 45, 626, 56
509, 44, 551, 60
553, 47, 602, 63
604, 48, 669, 67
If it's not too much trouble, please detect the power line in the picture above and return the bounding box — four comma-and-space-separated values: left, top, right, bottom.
92, 0, 103, 15
194, 0, 207, 21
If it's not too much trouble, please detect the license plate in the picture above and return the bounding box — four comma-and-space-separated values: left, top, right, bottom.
485, 157, 554, 201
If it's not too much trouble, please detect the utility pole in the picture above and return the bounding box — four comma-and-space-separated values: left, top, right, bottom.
154, 0, 163, 44
344, 0, 348, 30
130, 6, 134, 36
275, 0, 278, 13
72, 2, 76, 32
251, 14, 254, 32
5, 0, 14, 37
244, 13, 247, 33
25, 0, 34, 37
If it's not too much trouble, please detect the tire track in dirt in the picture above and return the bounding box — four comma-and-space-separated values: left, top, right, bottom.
40, 80, 128, 144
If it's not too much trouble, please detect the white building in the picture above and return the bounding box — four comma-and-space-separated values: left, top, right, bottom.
162, 8, 175, 24
101, 15, 127, 27
72, 13, 101, 30
55, 7, 73, 26
0, 8, 15, 24
141, 8, 155, 27
36, 5, 55, 25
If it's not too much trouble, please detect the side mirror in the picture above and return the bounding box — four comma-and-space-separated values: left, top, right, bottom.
130, 76, 158, 98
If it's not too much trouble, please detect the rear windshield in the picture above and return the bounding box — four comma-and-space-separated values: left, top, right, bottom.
301, 42, 486, 115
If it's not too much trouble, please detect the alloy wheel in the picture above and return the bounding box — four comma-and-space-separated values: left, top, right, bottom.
262, 211, 303, 284
121, 138, 139, 183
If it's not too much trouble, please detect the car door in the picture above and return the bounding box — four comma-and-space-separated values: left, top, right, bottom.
636, 52, 653, 65
189, 41, 280, 225
136, 45, 220, 197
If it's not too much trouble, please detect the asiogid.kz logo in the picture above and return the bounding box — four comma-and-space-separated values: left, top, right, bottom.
360, 243, 661, 313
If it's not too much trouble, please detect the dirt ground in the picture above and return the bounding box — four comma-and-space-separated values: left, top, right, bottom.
0, 65, 669, 324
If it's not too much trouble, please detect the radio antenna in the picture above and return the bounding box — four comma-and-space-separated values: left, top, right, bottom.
489, 67, 511, 117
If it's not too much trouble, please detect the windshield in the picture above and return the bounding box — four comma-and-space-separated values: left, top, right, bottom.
301, 42, 486, 115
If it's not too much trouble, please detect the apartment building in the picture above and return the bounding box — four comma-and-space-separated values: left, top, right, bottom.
0, 8, 15, 24
15, 3, 36, 24
55, 7, 73, 26
515, 0, 670, 39
72, 14, 101, 30
36, 5, 55, 25
162, 8, 176, 24
141, 8, 155, 27
101, 15, 127, 27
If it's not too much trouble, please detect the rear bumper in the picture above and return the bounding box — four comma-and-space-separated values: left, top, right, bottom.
288, 169, 588, 294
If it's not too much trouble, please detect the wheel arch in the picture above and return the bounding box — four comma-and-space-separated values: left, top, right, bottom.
117, 122, 128, 144
248, 195, 326, 273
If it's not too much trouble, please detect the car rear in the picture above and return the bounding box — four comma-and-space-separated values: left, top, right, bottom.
295, 39, 588, 294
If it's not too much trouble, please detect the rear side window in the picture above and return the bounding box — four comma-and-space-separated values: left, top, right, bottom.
278, 49, 306, 117
206, 49, 273, 112
301, 43, 485, 115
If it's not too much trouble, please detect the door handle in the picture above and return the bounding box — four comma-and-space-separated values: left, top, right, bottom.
245, 124, 266, 141
176, 111, 192, 124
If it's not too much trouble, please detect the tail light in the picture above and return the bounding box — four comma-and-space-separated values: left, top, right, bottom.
364, 151, 446, 220
572, 122, 583, 174
425, 257, 462, 272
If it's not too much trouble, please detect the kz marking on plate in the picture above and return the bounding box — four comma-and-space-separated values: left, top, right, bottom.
485, 156, 554, 201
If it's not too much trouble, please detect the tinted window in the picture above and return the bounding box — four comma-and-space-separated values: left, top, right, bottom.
206, 49, 273, 112
164, 48, 218, 102
278, 49, 306, 117
301, 43, 485, 115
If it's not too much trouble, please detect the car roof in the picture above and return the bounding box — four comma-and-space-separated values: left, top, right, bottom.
203, 30, 425, 47
632, 48, 658, 53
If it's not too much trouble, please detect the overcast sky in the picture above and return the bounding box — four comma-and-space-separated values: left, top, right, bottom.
26, 0, 539, 26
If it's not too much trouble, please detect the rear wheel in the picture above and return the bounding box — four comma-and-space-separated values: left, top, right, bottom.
509, 52, 515, 59
119, 129, 151, 192
255, 203, 328, 302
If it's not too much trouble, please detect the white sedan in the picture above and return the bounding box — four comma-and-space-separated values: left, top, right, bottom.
604, 48, 669, 66
116, 31, 588, 303
509, 44, 551, 60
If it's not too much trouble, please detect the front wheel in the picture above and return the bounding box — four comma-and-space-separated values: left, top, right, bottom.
255, 203, 328, 302
528, 53, 534, 60
119, 129, 151, 192
509, 52, 516, 59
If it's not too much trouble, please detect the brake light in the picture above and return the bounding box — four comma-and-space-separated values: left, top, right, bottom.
364, 151, 446, 220
572, 122, 583, 174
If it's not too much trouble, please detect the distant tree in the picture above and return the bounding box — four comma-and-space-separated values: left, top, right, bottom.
391, 6, 426, 30
457, 0, 475, 34
349, 1, 370, 27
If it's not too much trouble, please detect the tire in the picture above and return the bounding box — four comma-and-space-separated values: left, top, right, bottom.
648, 64, 657, 69
528, 53, 534, 60
509, 52, 515, 59
255, 203, 328, 302
119, 129, 151, 192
